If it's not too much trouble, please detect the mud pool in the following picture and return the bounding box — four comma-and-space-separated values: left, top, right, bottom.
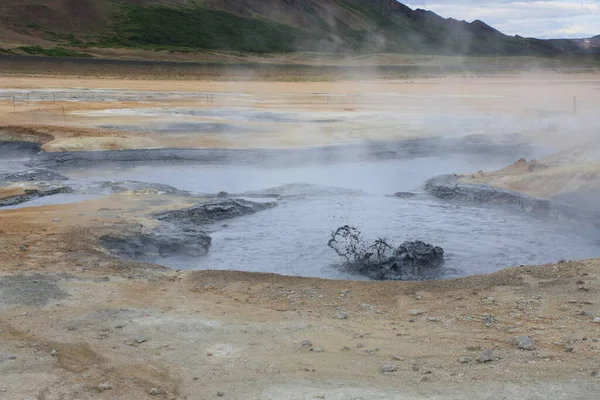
56, 151, 600, 280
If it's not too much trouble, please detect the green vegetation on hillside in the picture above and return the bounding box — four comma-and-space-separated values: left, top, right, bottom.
17, 46, 93, 58
102, 4, 319, 53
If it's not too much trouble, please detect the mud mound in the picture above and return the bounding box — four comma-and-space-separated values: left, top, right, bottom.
0, 168, 68, 182
155, 198, 276, 225
328, 225, 444, 281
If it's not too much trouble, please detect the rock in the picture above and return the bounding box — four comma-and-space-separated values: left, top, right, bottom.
0, 353, 16, 363
392, 354, 405, 361
19, 244, 28, 252
478, 349, 494, 363
50, 349, 58, 356
149, 388, 162, 395
311, 347, 324, 353
216, 191, 228, 198
381, 363, 398, 373
0, 169, 68, 182
409, 309, 424, 316
593, 317, 600, 324
564, 345, 574, 353
126, 336, 149, 346
458, 356, 473, 364
328, 225, 444, 281
516, 336, 536, 351
98, 383, 113, 391
299, 340, 312, 348
592, 371, 598, 377
337, 312, 349, 320
217, 391, 225, 397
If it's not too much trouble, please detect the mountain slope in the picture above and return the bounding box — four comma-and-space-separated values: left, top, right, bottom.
0, 0, 595, 56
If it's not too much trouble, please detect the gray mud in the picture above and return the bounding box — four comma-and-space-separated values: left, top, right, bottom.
100, 225, 212, 260
101, 198, 277, 262
99, 122, 254, 134
155, 198, 277, 225
0, 182, 72, 207
0, 169, 68, 182
0, 141, 41, 158
28, 137, 533, 169
424, 174, 600, 228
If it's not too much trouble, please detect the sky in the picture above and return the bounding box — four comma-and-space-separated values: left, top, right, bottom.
403, 1, 599, 39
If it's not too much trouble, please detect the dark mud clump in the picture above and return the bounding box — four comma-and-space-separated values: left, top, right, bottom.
100, 225, 212, 260
155, 198, 276, 225
328, 225, 444, 280
0, 169, 68, 182
101, 198, 277, 263
100, 180, 191, 196
424, 174, 600, 228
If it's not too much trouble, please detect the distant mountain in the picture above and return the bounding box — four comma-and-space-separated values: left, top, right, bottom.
548, 35, 600, 54
0, 0, 595, 56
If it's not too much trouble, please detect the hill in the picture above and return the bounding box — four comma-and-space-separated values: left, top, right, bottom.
0, 0, 597, 56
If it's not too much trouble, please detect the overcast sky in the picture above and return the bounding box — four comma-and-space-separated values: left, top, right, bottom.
403, 1, 599, 39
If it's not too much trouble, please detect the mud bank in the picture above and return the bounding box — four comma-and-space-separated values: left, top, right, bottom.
425, 174, 600, 228
101, 198, 277, 263
28, 137, 532, 169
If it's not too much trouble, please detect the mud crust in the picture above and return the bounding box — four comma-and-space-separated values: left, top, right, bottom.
424, 174, 600, 228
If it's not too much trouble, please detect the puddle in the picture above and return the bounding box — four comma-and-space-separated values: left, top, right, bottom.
60, 154, 600, 280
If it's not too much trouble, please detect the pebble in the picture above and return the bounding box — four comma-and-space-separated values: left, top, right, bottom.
392, 354, 405, 361
356, 343, 365, 348
593, 317, 600, 324
98, 383, 113, 391
50, 349, 58, 356
564, 345, 575, 353
516, 336, 536, 351
427, 317, 440, 322
381, 363, 398, 373
592, 371, 598, 377
409, 309, 424, 316
311, 347, 324, 353
337, 312, 349, 320
217, 391, 225, 397
300, 340, 312, 348
478, 349, 494, 363
149, 388, 162, 395
458, 356, 473, 364
19, 244, 28, 252
133, 336, 148, 344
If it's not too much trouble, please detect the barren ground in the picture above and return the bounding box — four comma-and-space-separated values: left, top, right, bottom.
1, 74, 600, 399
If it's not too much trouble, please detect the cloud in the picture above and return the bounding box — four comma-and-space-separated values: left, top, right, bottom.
403, 1, 600, 38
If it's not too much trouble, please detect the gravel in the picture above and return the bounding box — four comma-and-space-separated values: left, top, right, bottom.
0, 274, 68, 307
